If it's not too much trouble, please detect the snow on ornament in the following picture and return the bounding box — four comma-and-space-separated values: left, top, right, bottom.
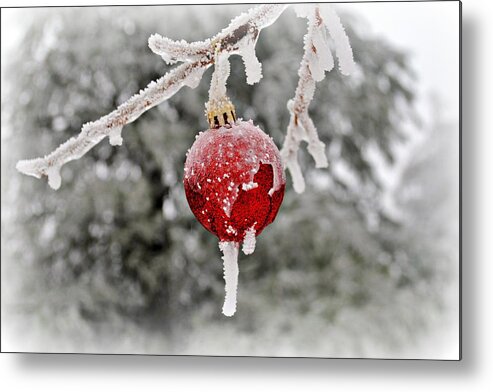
184, 96, 285, 316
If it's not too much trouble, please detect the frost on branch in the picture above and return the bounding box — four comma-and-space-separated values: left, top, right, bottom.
281, 4, 355, 193
16, 4, 287, 189
237, 33, 263, 85
148, 35, 209, 64
16, 61, 207, 189
219, 241, 240, 317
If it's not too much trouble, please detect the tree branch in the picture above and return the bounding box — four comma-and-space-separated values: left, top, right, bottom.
16, 4, 288, 189
280, 4, 355, 193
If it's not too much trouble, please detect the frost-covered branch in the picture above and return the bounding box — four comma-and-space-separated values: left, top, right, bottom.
208, 51, 231, 103
281, 4, 355, 193
16, 4, 288, 189
219, 241, 239, 316
16, 62, 206, 189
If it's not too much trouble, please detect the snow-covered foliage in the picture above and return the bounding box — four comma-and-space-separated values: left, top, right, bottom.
16, 4, 288, 189
281, 4, 355, 193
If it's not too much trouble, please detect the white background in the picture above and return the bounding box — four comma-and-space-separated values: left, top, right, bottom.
0, 0, 490, 390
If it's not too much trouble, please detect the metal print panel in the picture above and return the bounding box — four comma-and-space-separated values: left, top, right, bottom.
1, 1, 460, 359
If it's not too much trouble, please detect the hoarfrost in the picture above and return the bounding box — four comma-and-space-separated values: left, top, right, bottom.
16, 61, 205, 186
285, 155, 305, 193
319, 5, 356, 75
281, 4, 354, 193
16, 4, 288, 189
292, 4, 311, 19
46, 165, 62, 190
208, 52, 231, 102
310, 25, 334, 80
219, 241, 239, 317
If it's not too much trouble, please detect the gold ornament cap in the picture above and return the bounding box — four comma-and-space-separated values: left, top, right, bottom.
205, 96, 236, 129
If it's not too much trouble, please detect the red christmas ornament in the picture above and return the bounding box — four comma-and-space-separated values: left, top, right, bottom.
184, 120, 285, 244
183, 97, 285, 316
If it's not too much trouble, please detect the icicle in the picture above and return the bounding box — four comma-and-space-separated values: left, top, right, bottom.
250, 4, 288, 29
319, 5, 356, 76
238, 40, 262, 85
241, 181, 258, 191
219, 241, 239, 317
311, 25, 334, 78
286, 158, 305, 194
242, 225, 256, 255
46, 165, 62, 190
108, 126, 123, 146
